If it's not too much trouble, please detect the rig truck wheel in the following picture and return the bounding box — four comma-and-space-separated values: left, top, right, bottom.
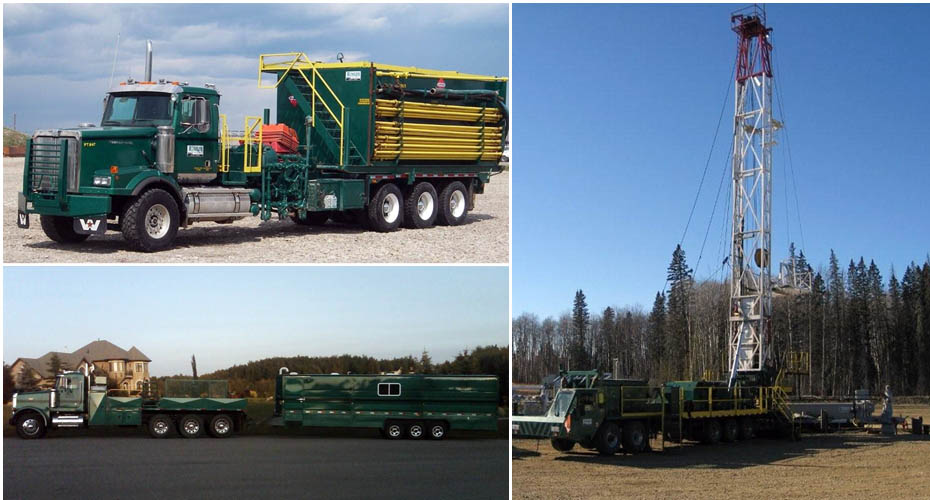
437, 181, 469, 226
148, 414, 173, 438
702, 419, 722, 444
367, 183, 404, 232
15, 412, 47, 439
739, 418, 756, 440
404, 182, 438, 229
428, 422, 448, 440
385, 421, 404, 440
621, 421, 648, 453
178, 414, 203, 438
40, 215, 90, 244
595, 422, 622, 456
407, 422, 425, 440
208, 414, 234, 438
121, 188, 179, 252
551, 438, 575, 452
723, 419, 740, 442
292, 211, 330, 226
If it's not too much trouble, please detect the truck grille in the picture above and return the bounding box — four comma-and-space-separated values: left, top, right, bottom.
29, 135, 80, 194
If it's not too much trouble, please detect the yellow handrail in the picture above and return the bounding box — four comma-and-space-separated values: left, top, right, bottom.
219, 114, 229, 172
243, 116, 263, 173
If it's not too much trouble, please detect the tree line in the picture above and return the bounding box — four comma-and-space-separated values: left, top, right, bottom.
513, 245, 930, 397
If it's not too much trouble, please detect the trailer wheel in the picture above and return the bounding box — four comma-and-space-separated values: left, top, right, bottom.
407, 422, 425, 440
178, 414, 203, 438
428, 422, 448, 440
292, 211, 330, 227
121, 188, 179, 252
385, 421, 404, 440
437, 181, 469, 226
367, 183, 404, 232
208, 414, 234, 438
701, 419, 722, 444
621, 420, 648, 453
148, 414, 173, 438
40, 215, 90, 244
15, 412, 47, 439
739, 418, 756, 440
595, 422, 621, 456
723, 419, 740, 442
404, 182, 438, 229
550, 438, 575, 452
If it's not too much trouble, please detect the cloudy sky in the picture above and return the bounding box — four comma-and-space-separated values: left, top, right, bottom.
3, 3, 509, 133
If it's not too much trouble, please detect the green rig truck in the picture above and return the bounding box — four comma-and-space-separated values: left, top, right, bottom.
271, 368, 499, 439
512, 370, 797, 455
17, 43, 508, 251
9, 368, 247, 439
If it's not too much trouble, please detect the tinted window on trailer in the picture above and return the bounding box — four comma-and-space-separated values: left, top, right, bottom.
378, 383, 401, 396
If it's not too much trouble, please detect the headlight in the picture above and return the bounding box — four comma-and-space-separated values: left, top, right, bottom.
93, 176, 111, 186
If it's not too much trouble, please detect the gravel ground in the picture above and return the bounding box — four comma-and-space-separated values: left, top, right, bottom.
3, 157, 509, 263
512, 404, 930, 499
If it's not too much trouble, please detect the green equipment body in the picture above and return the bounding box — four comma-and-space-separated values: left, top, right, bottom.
17, 49, 508, 251
512, 370, 797, 455
272, 369, 499, 440
10, 371, 247, 439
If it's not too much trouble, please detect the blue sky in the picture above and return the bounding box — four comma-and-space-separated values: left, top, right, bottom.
3, 3, 508, 133
3, 266, 509, 376
514, 4, 930, 317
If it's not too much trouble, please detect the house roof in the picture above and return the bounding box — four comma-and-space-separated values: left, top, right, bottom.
16, 340, 150, 378
127, 346, 151, 362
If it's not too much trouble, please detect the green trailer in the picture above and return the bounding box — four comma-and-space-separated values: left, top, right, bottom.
17, 45, 508, 251
9, 370, 247, 439
272, 368, 499, 439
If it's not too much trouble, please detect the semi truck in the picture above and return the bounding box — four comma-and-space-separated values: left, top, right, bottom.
17, 43, 508, 251
512, 369, 797, 455
271, 368, 499, 439
9, 367, 247, 439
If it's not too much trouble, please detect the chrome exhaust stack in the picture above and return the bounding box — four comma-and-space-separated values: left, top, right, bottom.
144, 40, 153, 81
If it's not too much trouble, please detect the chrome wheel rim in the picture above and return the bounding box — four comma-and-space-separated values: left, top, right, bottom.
183, 419, 200, 435
417, 192, 434, 220
607, 432, 619, 448
431, 426, 444, 438
410, 425, 423, 438
381, 193, 400, 223
145, 204, 170, 239
388, 425, 402, 438
22, 418, 39, 435
214, 418, 230, 435
450, 190, 465, 218
153, 420, 169, 435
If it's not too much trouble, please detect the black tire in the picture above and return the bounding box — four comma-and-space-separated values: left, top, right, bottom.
207, 414, 234, 438
148, 414, 173, 438
407, 422, 425, 440
292, 211, 330, 226
177, 414, 203, 438
621, 420, 648, 453
367, 183, 404, 232
550, 438, 575, 452
385, 421, 404, 440
15, 412, 47, 439
595, 422, 621, 456
404, 182, 438, 229
39, 215, 90, 244
121, 188, 179, 252
428, 422, 448, 440
739, 418, 755, 440
702, 419, 722, 444
723, 419, 739, 442
437, 181, 469, 226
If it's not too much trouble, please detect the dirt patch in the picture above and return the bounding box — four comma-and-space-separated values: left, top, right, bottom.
513, 404, 930, 499
4, 157, 509, 263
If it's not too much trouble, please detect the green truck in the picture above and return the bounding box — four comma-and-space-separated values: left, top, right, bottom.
272, 368, 499, 439
512, 370, 796, 455
17, 43, 508, 251
9, 369, 247, 439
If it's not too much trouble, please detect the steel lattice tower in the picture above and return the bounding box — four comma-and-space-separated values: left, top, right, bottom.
728, 7, 774, 388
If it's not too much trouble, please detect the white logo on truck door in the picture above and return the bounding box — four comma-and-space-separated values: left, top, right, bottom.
345, 71, 361, 81
187, 145, 204, 157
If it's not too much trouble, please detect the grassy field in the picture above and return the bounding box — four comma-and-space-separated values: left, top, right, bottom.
513, 404, 930, 499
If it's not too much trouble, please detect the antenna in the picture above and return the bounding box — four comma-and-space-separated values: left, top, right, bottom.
108, 32, 121, 90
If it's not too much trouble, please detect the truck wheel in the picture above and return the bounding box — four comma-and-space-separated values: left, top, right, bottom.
122, 188, 179, 252
407, 422, 425, 440
595, 422, 621, 456
367, 183, 403, 232
702, 419, 722, 444
40, 215, 90, 244
437, 181, 469, 226
178, 414, 203, 438
207, 414, 234, 438
148, 414, 173, 438
739, 418, 756, 440
550, 438, 575, 452
15, 412, 47, 439
385, 421, 404, 440
428, 422, 448, 440
404, 182, 438, 229
622, 421, 648, 453
292, 211, 330, 226
722, 419, 740, 442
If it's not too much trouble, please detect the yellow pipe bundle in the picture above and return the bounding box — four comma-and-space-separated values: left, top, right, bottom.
375, 100, 502, 123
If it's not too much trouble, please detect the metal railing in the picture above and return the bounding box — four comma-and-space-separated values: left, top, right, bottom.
219, 114, 263, 173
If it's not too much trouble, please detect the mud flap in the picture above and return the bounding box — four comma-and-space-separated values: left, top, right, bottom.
17, 193, 29, 228
73, 216, 107, 235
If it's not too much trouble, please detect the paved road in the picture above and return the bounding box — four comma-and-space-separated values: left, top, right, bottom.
4, 435, 507, 499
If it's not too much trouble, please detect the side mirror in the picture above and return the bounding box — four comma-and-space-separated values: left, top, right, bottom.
195, 99, 209, 133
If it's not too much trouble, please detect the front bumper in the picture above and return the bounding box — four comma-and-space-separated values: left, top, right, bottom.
19, 191, 111, 217
512, 415, 565, 439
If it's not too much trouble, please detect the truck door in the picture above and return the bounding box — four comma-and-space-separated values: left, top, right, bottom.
576, 391, 601, 434
56, 374, 85, 412
174, 94, 218, 181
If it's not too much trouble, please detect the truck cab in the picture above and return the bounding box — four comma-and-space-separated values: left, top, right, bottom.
10, 371, 93, 439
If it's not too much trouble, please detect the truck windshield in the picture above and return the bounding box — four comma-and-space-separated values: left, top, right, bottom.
102, 93, 172, 126
549, 390, 574, 417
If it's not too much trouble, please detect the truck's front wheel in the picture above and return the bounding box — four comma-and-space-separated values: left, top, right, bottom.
15, 412, 47, 439
550, 438, 575, 452
122, 189, 179, 252
40, 215, 90, 244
